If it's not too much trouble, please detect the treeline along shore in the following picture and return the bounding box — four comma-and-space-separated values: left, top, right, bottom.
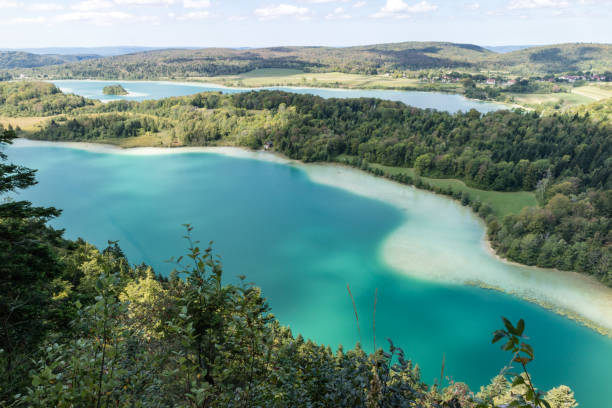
1, 81, 610, 284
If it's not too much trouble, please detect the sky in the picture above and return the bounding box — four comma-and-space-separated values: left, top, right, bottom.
0, 0, 610, 48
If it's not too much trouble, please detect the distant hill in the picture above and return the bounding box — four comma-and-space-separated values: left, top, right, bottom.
6, 42, 611, 80
0, 51, 99, 69
483, 45, 537, 53
7, 42, 495, 79
484, 43, 612, 73
2, 46, 173, 57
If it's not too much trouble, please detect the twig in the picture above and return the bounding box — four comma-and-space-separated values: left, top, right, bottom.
440, 353, 446, 388
373, 288, 378, 351
346, 284, 361, 344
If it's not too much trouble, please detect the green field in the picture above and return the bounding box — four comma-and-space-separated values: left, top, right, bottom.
504, 84, 612, 111
571, 84, 612, 100
366, 162, 537, 217
191, 68, 459, 91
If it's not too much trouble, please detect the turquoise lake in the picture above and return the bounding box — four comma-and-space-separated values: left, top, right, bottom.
6, 142, 612, 408
51, 80, 505, 113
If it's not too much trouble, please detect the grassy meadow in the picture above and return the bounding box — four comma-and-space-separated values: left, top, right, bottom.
0, 116, 51, 132
366, 162, 538, 218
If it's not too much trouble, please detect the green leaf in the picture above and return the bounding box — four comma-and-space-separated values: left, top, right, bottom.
502, 317, 516, 335
492, 330, 506, 344
520, 343, 534, 359
513, 356, 530, 365
516, 319, 525, 336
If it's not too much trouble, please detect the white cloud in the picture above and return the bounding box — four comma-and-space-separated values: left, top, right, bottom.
0, 0, 19, 8
254, 4, 310, 19
56, 11, 158, 25
0, 16, 47, 25
176, 10, 211, 19
183, 0, 210, 8
72, 0, 113, 11
58, 10, 129, 21
301, 0, 348, 3
371, 0, 437, 18
508, 0, 569, 9
114, 0, 176, 4
353, 1, 366, 7
27, 2, 64, 11
326, 6, 351, 18
466, 2, 480, 10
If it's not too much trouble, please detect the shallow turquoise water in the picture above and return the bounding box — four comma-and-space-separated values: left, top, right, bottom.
6, 143, 612, 407
51, 80, 504, 113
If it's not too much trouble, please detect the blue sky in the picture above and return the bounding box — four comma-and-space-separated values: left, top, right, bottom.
0, 0, 610, 48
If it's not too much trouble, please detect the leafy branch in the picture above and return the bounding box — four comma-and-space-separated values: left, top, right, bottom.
492, 317, 551, 408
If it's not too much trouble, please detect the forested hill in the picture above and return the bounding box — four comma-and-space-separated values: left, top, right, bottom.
0, 51, 99, 69
7, 42, 611, 79
482, 43, 612, 74
2, 82, 610, 282
5, 42, 493, 79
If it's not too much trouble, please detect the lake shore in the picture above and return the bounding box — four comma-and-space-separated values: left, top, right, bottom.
12, 138, 612, 337
303, 162, 612, 337
48, 78, 513, 111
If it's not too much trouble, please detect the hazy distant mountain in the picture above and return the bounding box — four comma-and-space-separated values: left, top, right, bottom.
0, 47, 167, 57
484, 45, 539, 53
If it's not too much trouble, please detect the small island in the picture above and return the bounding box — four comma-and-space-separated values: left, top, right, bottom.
102, 84, 128, 95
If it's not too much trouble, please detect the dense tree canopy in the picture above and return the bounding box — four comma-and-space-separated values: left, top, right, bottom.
0, 81, 91, 116
0, 126, 65, 396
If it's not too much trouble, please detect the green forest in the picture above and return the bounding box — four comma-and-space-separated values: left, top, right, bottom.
0, 51, 99, 70
103, 84, 128, 95
4, 82, 608, 283
0, 121, 580, 408
3, 42, 611, 80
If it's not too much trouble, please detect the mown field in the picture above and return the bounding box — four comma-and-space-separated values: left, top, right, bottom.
0, 116, 50, 131
190, 68, 458, 91
506, 84, 612, 111
365, 161, 538, 218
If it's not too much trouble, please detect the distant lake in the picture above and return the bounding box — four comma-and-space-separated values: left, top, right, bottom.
51, 80, 505, 113
8, 141, 612, 408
